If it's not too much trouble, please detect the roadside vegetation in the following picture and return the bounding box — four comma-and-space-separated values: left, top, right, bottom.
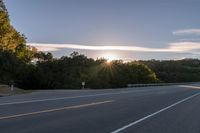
139, 59, 200, 83
0, 1, 200, 90
0, 84, 31, 96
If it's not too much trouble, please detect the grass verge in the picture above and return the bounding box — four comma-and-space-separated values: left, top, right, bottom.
0, 84, 32, 97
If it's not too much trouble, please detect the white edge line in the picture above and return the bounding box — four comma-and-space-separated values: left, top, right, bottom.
111, 92, 200, 133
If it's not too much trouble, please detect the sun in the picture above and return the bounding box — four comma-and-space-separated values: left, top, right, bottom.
104, 54, 116, 63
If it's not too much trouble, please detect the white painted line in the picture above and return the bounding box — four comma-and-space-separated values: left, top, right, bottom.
180, 85, 200, 89
111, 92, 200, 133
0, 88, 165, 106
0, 100, 114, 120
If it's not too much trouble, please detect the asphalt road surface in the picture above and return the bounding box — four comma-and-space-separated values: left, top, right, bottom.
0, 83, 200, 133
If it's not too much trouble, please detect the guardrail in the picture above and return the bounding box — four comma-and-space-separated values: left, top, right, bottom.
127, 82, 197, 87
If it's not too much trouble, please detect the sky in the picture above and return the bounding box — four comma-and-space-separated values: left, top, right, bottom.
4, 0, 200, 60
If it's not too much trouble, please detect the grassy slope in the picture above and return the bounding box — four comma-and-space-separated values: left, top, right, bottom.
0, 84, 32, 96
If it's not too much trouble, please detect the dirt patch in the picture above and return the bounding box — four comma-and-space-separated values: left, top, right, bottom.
0, 85, 32, 96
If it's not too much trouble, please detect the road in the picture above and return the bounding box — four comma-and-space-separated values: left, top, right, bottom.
0, 84, 200, 133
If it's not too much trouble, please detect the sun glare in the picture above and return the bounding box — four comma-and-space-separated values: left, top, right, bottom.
104, 54, 116, 63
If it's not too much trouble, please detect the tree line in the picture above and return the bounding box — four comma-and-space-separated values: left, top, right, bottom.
139, 59, 200, 83
0, 50, 158, 89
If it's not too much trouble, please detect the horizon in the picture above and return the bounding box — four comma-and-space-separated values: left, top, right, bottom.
4, 0, 200, 61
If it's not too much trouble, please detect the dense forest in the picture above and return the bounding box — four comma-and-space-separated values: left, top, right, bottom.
139, 59, 200, 83
0, 1, 200, 90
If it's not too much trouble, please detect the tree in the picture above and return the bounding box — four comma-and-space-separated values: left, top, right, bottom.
139, 59, 200, 83
0, 0, 35, 63
0, 0, 7, 12
0, 6, 26, 51
34, 52, 53, 61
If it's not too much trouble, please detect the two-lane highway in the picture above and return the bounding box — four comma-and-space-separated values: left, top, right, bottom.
0, 84, 200, 133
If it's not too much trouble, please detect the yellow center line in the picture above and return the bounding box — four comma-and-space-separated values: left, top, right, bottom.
0, 100, 114, 120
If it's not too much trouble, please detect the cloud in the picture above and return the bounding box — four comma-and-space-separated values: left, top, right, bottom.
176, 38, 200, 42
168, 42, 200, 51
173, 29, 200, 35
34, 46, 60, 52
28, 42, 200, 54
28, 43, 173, 52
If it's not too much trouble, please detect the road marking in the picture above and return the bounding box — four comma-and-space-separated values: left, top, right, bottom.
0, 88, 166, 106
0, 100, 113, 120
180, 85, 200, 90
0, 85, 198, 106
111, 92, 200, 133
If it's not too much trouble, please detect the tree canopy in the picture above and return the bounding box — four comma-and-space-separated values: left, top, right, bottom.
0, 1, 35, 62
139, 59, 200, 83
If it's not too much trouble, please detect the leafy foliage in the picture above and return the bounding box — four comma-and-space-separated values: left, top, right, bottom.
139, 59, 200, 83
0, 3, 35, 63
0, 11, 26, 51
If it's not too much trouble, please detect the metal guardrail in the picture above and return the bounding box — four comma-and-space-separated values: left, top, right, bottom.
127, 82, 197, 87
